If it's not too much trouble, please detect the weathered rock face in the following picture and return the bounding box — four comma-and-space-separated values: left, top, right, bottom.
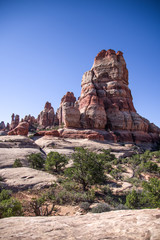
57, 92, 80, 128
0, 121, 5, 130
37, 102, 55, 128
22, 114, 37, 130
77, 49, 160, 143
8, 122, 29, 136
1, 209, 160, 240
10, 113, 19, 130
0, 136, 41, 168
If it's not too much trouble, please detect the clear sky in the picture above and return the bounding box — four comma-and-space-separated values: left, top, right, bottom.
0, 0, 160, 127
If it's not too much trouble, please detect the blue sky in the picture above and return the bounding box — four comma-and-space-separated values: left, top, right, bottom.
0, 0, 160, 127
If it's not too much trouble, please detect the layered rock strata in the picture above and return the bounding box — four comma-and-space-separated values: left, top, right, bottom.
37, 102, 55, 128
8, 122, 29, 136
57, 92, 80, 128
10, 113, 19, 130
76, 49, 160, 143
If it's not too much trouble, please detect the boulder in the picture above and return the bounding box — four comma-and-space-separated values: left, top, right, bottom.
8, 122, 29, 136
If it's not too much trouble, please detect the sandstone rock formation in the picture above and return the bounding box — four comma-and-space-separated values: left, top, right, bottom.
57, 92, 80, 128
21, 114, 37, 131
10, 113, 19, 130
0, 209, 160, 240
59, 128, 104, 141
37, 101, 55, 128
34, 130, 60, 137
8, 122, 29, 136
0, 121, 5, 130
61, 49, 159, 144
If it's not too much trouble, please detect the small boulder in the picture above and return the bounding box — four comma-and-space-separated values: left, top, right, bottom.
8, 122, 29, 136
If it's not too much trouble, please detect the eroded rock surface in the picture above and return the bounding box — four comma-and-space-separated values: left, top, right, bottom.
57, 92, 80, 128
0, 167, 57, 191
8, 122, 29, 136
0, 209, 160, 240
37, 101, 55, 128
78, 49, 160, 144
35, 135, 137, 158
0, 136, 42, 168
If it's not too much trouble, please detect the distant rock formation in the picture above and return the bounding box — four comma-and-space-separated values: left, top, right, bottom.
8, 122, 29, 136
1, 49, 160, 145
37, 102, 55, 128
21, 114, 37, 131
10, 114, 19, 130
57, 92, 80, 128
0, 121, 5, 130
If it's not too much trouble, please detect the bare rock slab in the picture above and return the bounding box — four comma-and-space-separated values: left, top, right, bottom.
0, 136, 43, 168
0, 209, 160, 240
0, 167, 57, 191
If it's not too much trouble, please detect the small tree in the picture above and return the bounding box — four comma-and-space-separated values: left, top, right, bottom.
125, 189, 140, 209
28, 153, 45, 170
45, 152, 68, 173
65, 147, 106, 191
142, 178, 160, 208
13, 159, 23, 168
0, 189, 23, 218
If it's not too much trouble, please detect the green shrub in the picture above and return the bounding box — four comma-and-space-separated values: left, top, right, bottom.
65, 147, 106, 191
0, 190, 23, 218
125, 178, 160, 209
0, 189, 11, 201
30, 196, 55, 216
91, 203, 111, 213
142, 178, 160, 208
13, 159, 23, 168
115, 204, 128, 210
45, 152, 68, 173
141, 161, 159, 173
55, 189, 95, 205
79, 202, 91, 211
110, 168, 122, 180
125, 189, 140, 209
28, 153, 45, 170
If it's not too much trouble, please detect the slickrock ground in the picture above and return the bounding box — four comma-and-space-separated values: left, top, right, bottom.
34, 135, 139, 158
0, 136, 57, 191
0, 209, 160, 240
0, 167, 57, 191
0, 136, 42, 168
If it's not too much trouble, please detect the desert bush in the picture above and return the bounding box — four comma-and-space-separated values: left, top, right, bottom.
126, 177, 141, 187
79, 202, 91, 211
28, 153, 45, 170
140, 161, 159, 174
55, 189, 95, 205
91, 203, 111, 213
0, 189, 23, 218
13, 159, 23, 168
110, 168, 123, 180
115, 204, 128, 210
62, 180, 79, 191
125, 189, 140, 209
65, 147, 106, 191
125, 178, 160, 209
45, 152, 68, 173
141, 178, 160, 208
30, 196, 55, 216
